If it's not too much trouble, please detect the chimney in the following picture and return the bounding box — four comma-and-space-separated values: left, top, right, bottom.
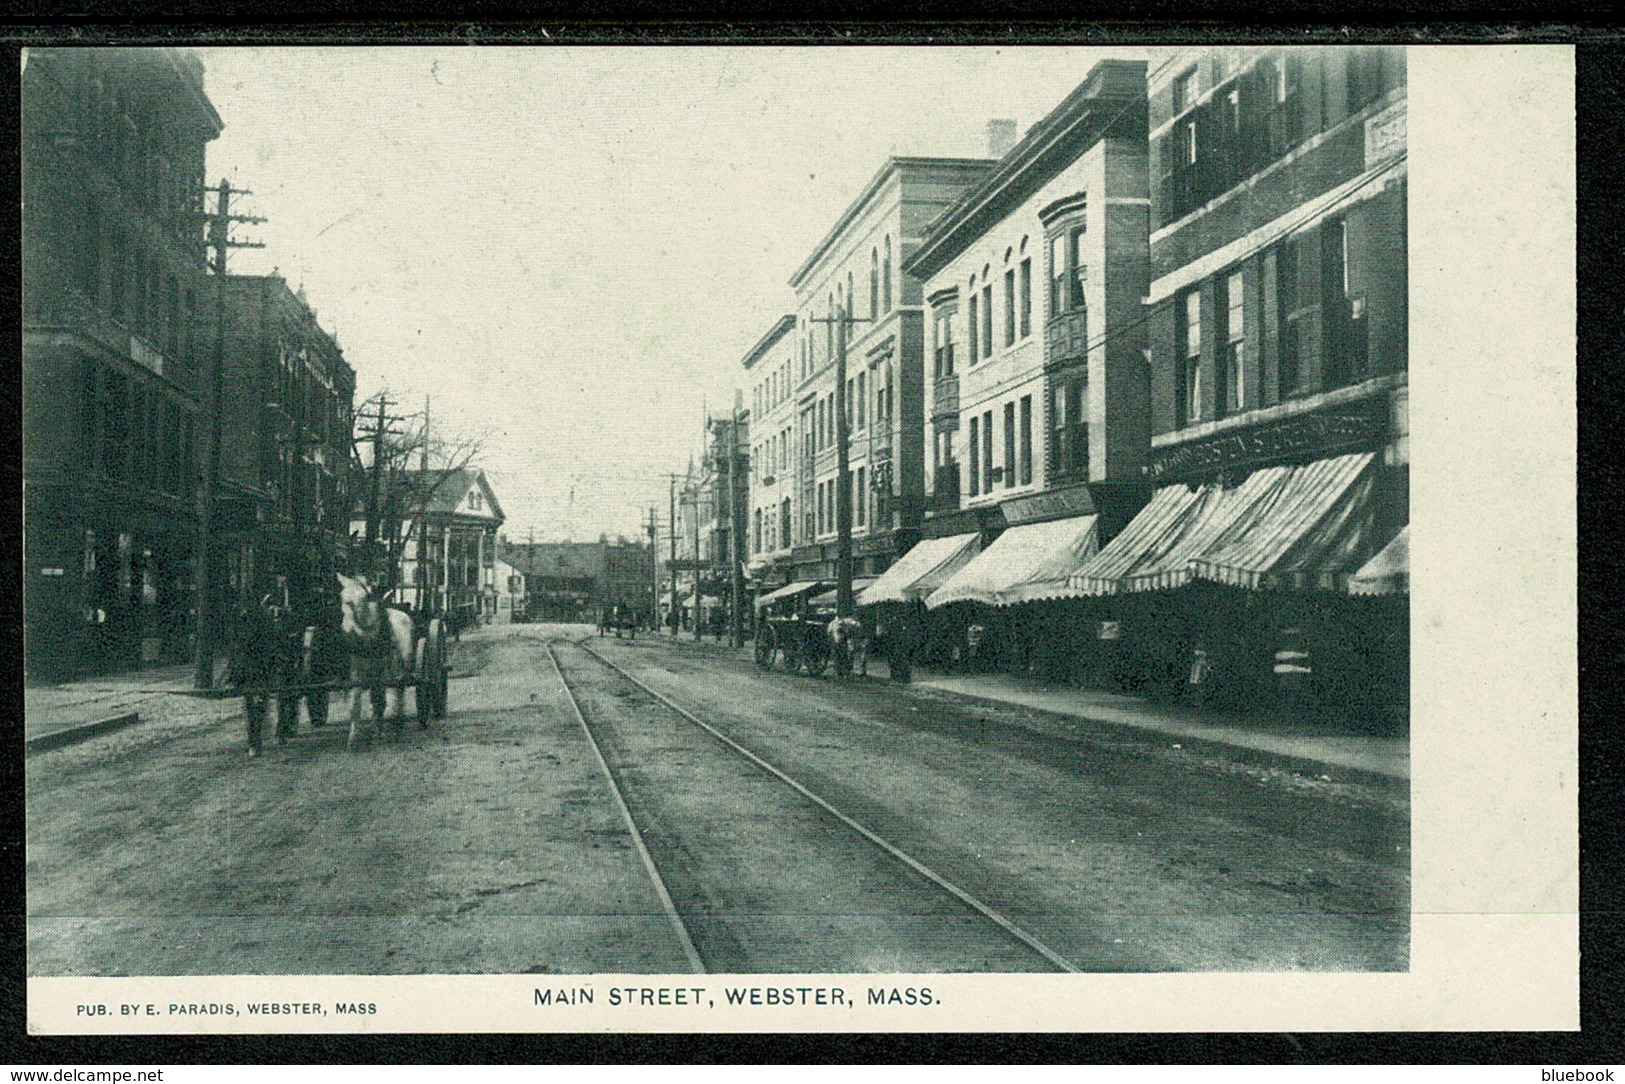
986, 119, 1018, 159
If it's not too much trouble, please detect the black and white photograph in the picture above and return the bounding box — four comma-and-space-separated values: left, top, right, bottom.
19, 41, 1574, 1034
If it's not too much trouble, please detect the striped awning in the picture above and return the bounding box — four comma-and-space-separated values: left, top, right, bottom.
753, 580, 827, 612
1066, 483, 1205, 595
1190, 453, 1379, 590
1348, 525, 1409, 596
810, 578, 877, 609
925, 514, 1099, 609
858, 532, 981, 607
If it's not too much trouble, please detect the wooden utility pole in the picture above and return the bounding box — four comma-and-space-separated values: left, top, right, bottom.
668, 474, 678, 636
729, 393, 745, 648
192, 178, 266, 690
646, 506, 659, 630
806, 303, 871, 621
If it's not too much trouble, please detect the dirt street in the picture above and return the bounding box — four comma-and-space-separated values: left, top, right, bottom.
27, 622, 1407, 976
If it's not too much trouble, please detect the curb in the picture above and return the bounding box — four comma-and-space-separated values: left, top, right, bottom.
903, 681, 1408, 785
27, 712, 141, 753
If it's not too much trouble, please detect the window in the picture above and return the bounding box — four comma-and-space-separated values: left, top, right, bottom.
753, 509, 762, 555
1276, 241, 1300, 397
1069, 228, 1087, 309
934, 310, 955, 378
856, 371, 866, 428
882, 236, 893, 312
1347, 47, 1387, 113
1019, 258, 1032, 337
967, 285, 979, 364
781, 499, 792, 550
1322, 217, 1367, 387
1003, 268, 1016, 346
981, 410, 994, 495
1177, 288, 1202, 426
981, 283, 994, 357
1051, 383, 1068, 474
856, 466, 865, 527
870, 249, 879, 318
1172, 67, 1196, 114
1003, 402, 1016, 488
1066, 380, 1087, 472
1050, 224, 1087, 315
1224, 269, 1245, 415
968, 415, 980, 496
1019, 395, 1033, 485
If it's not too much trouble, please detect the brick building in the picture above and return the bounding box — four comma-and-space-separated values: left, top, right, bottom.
1065, 46, 1409, 714
900, 59, 1151, 614
22, 48, 222, 679
206, 274, 356, 613
744, 315, 799, 585
782, 156, 997, 587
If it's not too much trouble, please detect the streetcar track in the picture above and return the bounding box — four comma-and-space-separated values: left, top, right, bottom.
553, 637, 1083, 974
543, 639, 707, 974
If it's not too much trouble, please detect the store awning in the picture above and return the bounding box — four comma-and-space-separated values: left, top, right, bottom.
1065, 483, 1205, 595
1190, 452, 1379, 590
809, 578, 877, 609
1348, 525, 1409, 596
925, 514, 1099, 609
753, 580, 826, 612
858, 532, 981, 607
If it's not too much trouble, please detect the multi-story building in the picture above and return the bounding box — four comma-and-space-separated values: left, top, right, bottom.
901, 59, 1151, 612
673, 413, 749, 632
783, 155, 997, 585
743, 315, 798, 585
206, 274, 356, 607
1065, 46, 1409, 712
22, 48, 222, 679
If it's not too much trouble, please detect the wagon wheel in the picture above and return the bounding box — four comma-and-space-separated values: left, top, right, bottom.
302, 626, 329, 728
754, 624, 775, 669
429, 617, 449, 720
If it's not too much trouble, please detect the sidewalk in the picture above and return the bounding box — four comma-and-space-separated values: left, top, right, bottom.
24, 661, 231, 750
650, 631, 1409, 781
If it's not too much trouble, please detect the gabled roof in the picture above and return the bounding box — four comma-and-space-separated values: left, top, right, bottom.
398, 468, 505, 522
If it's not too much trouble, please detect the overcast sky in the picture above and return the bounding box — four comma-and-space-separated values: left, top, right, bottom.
196, 45, 1146, 542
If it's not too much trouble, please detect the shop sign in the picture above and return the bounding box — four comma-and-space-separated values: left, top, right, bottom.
1001, 484, 1096, 525
1148, 396, 1387, 482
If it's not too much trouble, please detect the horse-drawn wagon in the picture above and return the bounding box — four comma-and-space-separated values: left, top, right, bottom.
208, 572, 451, 752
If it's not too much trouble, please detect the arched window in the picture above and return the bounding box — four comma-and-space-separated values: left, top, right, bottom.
882, 236, 893, 312
870, 248, 880, 317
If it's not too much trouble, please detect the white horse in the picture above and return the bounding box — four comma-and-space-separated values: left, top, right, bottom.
827, 615, 871, 677
335, 572, 417, 748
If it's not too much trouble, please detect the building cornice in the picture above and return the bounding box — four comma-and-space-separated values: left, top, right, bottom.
789, 156, 997, 291
903, 59, 1148, 282
741, 314, 797, 371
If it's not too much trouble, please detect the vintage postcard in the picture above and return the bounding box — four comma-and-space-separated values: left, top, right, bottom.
21, 41, 1575, 1034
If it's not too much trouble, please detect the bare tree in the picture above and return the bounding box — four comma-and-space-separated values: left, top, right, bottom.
351, 391, 487, 607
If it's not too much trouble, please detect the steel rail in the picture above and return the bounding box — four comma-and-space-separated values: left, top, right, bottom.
575, 640, 1082, 974
543, 640, 707, 975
